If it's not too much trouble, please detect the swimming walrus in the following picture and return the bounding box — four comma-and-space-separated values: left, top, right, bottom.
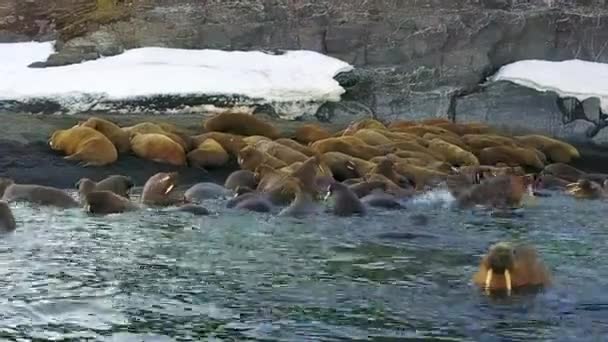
84, 190, 140, 214
0, 201, 16, 232
473, 242, 551, 294
0, 178, 79, 208
140, 172, 183, 206
224, 170, 257, 191
76, 175, 134, 201
324, 181, 367, 217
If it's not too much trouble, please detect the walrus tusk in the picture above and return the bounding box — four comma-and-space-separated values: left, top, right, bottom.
237, 156, 244, 165
161, 175, 171, 182
485, 269, 493, 290
164, 184, 175, 194
504, 269, 512, 294
323, 191, 331, 201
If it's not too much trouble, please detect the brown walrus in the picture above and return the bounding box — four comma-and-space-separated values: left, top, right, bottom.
130, 133, 187, 166
541, 163, 586, 183
203, 112, 281, 139
84, 190, 140, 214
78, 117, 131, 153
455, 175, 535, 209
324, 181, 367, 217
278, 179, 320, 217
49, 126, 118, 166
0, 178, 79, 208
140, 172, 183, 206
0, 201, 16, 232
565, 179, 606, 199
76, 175, 134, 201
187, 138, 230, 169
473, 242, 552, 294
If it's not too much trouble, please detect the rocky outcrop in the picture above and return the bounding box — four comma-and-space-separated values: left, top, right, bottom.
3, 1, 608, 145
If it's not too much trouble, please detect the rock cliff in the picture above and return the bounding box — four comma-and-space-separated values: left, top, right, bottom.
3, 0, 608, 145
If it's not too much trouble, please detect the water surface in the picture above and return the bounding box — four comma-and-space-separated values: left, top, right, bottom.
0, 190, 607, 341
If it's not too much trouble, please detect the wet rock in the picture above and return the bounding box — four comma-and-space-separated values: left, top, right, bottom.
592, 126, 608, 147
582, 97, 602, 123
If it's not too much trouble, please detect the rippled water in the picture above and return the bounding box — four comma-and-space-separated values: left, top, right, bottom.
1, 189, 607, 341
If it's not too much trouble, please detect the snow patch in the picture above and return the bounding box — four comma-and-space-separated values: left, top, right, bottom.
0, 41, 353, 118
492, 59, 608, 112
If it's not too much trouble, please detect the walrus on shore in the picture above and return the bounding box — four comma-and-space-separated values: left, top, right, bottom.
203, 112, 281, 139
141, 172, 183, 206
294, 124, 332, 144
254, 140, 309, 165
473, 242, 551, 294
0, 201, 16, 233
49, 126, 118, 166
0, 179, 79, 208
478, 146, 545, 169
190, 132, 247, 157
187, 138, 230, 169
78, 117, 131, 153
76, 175, 134, 201
184, 183, 232, 202
224, 170, 257, 191
514, 134, 580, 163
130, 133, 187, 166
275, 138, 315, 157
311, 136, 386, 161
427, 138, 479, 166
324, 181, 367, 217
238, 145, 288, 171
123, 122, 190, 151
84, 190, 140, 214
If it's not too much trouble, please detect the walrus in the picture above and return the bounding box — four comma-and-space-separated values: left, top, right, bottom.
395, 125, 460, 140
478, 146, 545, 169
565, 179, 606, 199
514, 134, 580, 163
169, 204, 211, 216
534, 174, 571, 190
423, 133, 469, 151
190, 132, 247, 156
274, 138, 315, 157
243, 135, 271, 146
0, 201, 16, 233
140, 172, 183, 206
349, 129, 393, 146
1, 180, 79, 208
324, 181, 366, 217
321, 152, 375, 181
130, 133, 186, 166
294, 124, 332, 144
278, 179, 319, 217
541, 163, 586, 183
123, 122, 190, 151
187, 138, 230, 169
238, 145, 288, 171
311, 136, 386, 161
473, 242, 551, 294
84, 190, 140, 214
184, 183, 232, 202
427, 138, 479, 166
360, 189, 404, 210
254, 140, 309, 165
348, 181, 388, 198
76, 175, 134, 201
224, 170, 257, 191
455, 175, 535, 209
78, 117, 131, 153
367, 157, 413, 189
227, 186, 273, 213
49, 126, 118, 166
461, 134, 520, 152
203, 112, 281, 139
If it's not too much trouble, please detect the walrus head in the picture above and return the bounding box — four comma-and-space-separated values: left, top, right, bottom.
75, 178, 96, 195
0, 178, 15, 198
483, 242, 516, 293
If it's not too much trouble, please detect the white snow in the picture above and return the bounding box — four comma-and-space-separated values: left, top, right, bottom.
492, 59, 608, 112
0, 41, 354, 118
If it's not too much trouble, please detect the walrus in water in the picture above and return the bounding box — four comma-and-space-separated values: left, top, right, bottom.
168, 204, 211, 216
324, 181, 366, 217
224, 170, 257, 191
541, 163, 586, 183
226, 186, 273, 213
473, 242, 551, 294
84, 190, 140, 214
184, 182, 232, 202
565, 179, 606, 199
0, 201, 16, 232
455, 175, 535, 209
76, 175, 134, 201
279, 179, 319, 217
141, 172, 183, 206
360, 189, 405, 210
0, 178, 79, 208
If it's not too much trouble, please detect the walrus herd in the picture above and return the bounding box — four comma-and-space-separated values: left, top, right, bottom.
3, 112, 606, 294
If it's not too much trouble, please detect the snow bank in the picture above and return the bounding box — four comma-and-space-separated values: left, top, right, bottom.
0, 41, 354, 118
492, 59, 608, 112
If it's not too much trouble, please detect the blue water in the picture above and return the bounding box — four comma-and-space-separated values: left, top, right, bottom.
0, 190, 607, 341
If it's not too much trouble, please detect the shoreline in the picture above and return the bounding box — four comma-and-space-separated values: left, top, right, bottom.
1, 111, 607, 189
